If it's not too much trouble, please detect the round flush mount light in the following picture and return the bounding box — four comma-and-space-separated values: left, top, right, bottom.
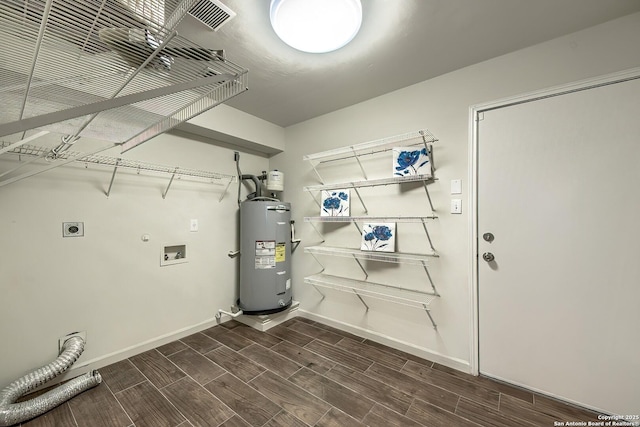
269, 0, 362, 53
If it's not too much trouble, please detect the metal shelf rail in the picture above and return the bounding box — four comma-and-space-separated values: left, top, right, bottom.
304, 215, 438, 252
302, 129, 437, 212
305, 245, 439, 297
0, 140, 237, 199
0, 0, 248, 187
304, 273, 438, 329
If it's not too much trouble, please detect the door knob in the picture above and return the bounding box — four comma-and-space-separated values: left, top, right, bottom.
483, 232, 495, 242
482, 252, 495, 262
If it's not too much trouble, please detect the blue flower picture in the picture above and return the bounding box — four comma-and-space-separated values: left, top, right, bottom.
321, 189, 350, 216
392, 146, 431, 177
360, 223, 396, 252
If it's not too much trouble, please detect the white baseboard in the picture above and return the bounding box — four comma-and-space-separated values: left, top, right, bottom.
54, 315, 226, 384
54, 303, 470, 386
55, 302, 301, 384
297, 309, 472, 374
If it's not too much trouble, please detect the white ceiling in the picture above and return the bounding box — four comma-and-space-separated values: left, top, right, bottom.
177, 0, 640, 128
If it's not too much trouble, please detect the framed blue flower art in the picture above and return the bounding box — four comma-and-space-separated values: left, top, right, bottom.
360, 223, 396, 252
321, 189, 350, 216
392, 146, 431, 177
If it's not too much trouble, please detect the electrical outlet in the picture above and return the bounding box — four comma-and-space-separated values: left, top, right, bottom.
58, 331, 86, 353
63, 222, 84, 237
451, 199, 462, 214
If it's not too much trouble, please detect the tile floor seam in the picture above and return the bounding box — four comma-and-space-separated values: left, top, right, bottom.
147, 378, 190, 427
103, 377, 136, 427
314, 406, 334, 426
65, 402, 80, 427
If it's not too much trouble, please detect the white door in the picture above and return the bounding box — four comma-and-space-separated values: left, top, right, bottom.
476, 75, 640, 414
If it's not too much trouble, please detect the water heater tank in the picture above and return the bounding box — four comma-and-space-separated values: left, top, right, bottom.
238, 200, 292, 314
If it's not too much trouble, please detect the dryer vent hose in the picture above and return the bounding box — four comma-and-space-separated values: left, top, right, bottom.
0, 336, 101, 426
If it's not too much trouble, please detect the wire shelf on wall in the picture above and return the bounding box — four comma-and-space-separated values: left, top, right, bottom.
304, 246, 438, 264
0, 140, 236, 198
304, 215, 438, 223
302, 129, 437, 164
304, 273, 438, 329
305, 274, 437, 307
303, 174, 435, 192
0, 0, 248, 187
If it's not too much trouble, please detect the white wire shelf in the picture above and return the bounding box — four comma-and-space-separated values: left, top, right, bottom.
302, 129, 437, 164
0, 0, 248, 150
304, 215, 438, 223
304, 273, 438, 308
304, 246, 438, 264
303, 174, 435, 192
0, 141, 236, 183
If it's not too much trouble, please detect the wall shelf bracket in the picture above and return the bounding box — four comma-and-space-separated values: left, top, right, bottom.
351, 186, 368, 214
353, 255, 369, 280
353, 289, 370, 311
423, 303, 437, 330
105, 158, 120, 197
421, 218, 436, 252
162, 168, 178, 199
421, 261, 439, 296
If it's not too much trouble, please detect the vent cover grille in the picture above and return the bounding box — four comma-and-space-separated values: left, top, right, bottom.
188, 0, 236, 31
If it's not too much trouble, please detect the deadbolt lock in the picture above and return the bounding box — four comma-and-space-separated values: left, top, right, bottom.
483, 232, 495, 242
482, 252, 495, 262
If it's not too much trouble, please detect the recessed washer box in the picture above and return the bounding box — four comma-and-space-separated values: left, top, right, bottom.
161, 244, 187, 266
63, 222, 84, 237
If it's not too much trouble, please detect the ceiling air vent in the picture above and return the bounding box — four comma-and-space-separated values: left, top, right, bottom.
188, 0, 236, 31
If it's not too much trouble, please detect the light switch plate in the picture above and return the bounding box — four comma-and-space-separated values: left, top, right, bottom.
190, 219, 198, 232
451, 179, 462, 194
451, 199, 462, 214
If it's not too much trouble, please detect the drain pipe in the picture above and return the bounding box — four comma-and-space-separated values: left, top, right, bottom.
0, 336, 101, 426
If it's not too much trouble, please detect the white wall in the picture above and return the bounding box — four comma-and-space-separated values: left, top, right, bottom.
0, 131, 268, 387
271, 12, 640, 370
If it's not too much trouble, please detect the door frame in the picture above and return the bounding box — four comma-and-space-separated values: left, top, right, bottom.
467, 67, 640, 377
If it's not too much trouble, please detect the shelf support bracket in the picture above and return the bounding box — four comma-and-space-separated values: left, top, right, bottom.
351, 147, 368, 180
420, 218, 436, 252
353, 290, 370, 312
352, 255, 369, 280
421, 180, 435, 212
219, 178, 233, 202
421, 261, 439, 296
423, 304, 437, 330
310, 162, 325, 184
311, 284, 326, 301
309, 222, 325, 243
309, 253, 325, 272
106, 158, 120, 197
309, 191, 321, 209
352, 185, 368, 214
162, 168, 178, 199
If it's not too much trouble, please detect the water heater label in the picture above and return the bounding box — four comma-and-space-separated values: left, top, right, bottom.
255, 240, 276, 269
255, 256, 275, 269
255, 240, 276, 254
275, 242, 286, 262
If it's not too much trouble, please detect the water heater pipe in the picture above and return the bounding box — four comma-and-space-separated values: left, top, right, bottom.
0, 336, 102, 426
216, 307, 244, 319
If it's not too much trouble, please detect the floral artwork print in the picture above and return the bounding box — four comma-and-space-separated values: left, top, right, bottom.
393, 146, 431, 177
321, 189, 350, 216
360, 223, 396, 252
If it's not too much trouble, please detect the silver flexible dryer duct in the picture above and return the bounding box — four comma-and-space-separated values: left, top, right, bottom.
0, 336, 102, 426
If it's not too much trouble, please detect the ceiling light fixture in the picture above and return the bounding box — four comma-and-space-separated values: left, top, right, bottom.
269, 0, 362, 53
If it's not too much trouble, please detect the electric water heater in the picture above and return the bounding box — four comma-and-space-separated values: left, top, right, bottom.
238, 199, 292, 314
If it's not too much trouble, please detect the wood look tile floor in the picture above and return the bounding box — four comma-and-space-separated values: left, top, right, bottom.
19, 318, 602, 427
